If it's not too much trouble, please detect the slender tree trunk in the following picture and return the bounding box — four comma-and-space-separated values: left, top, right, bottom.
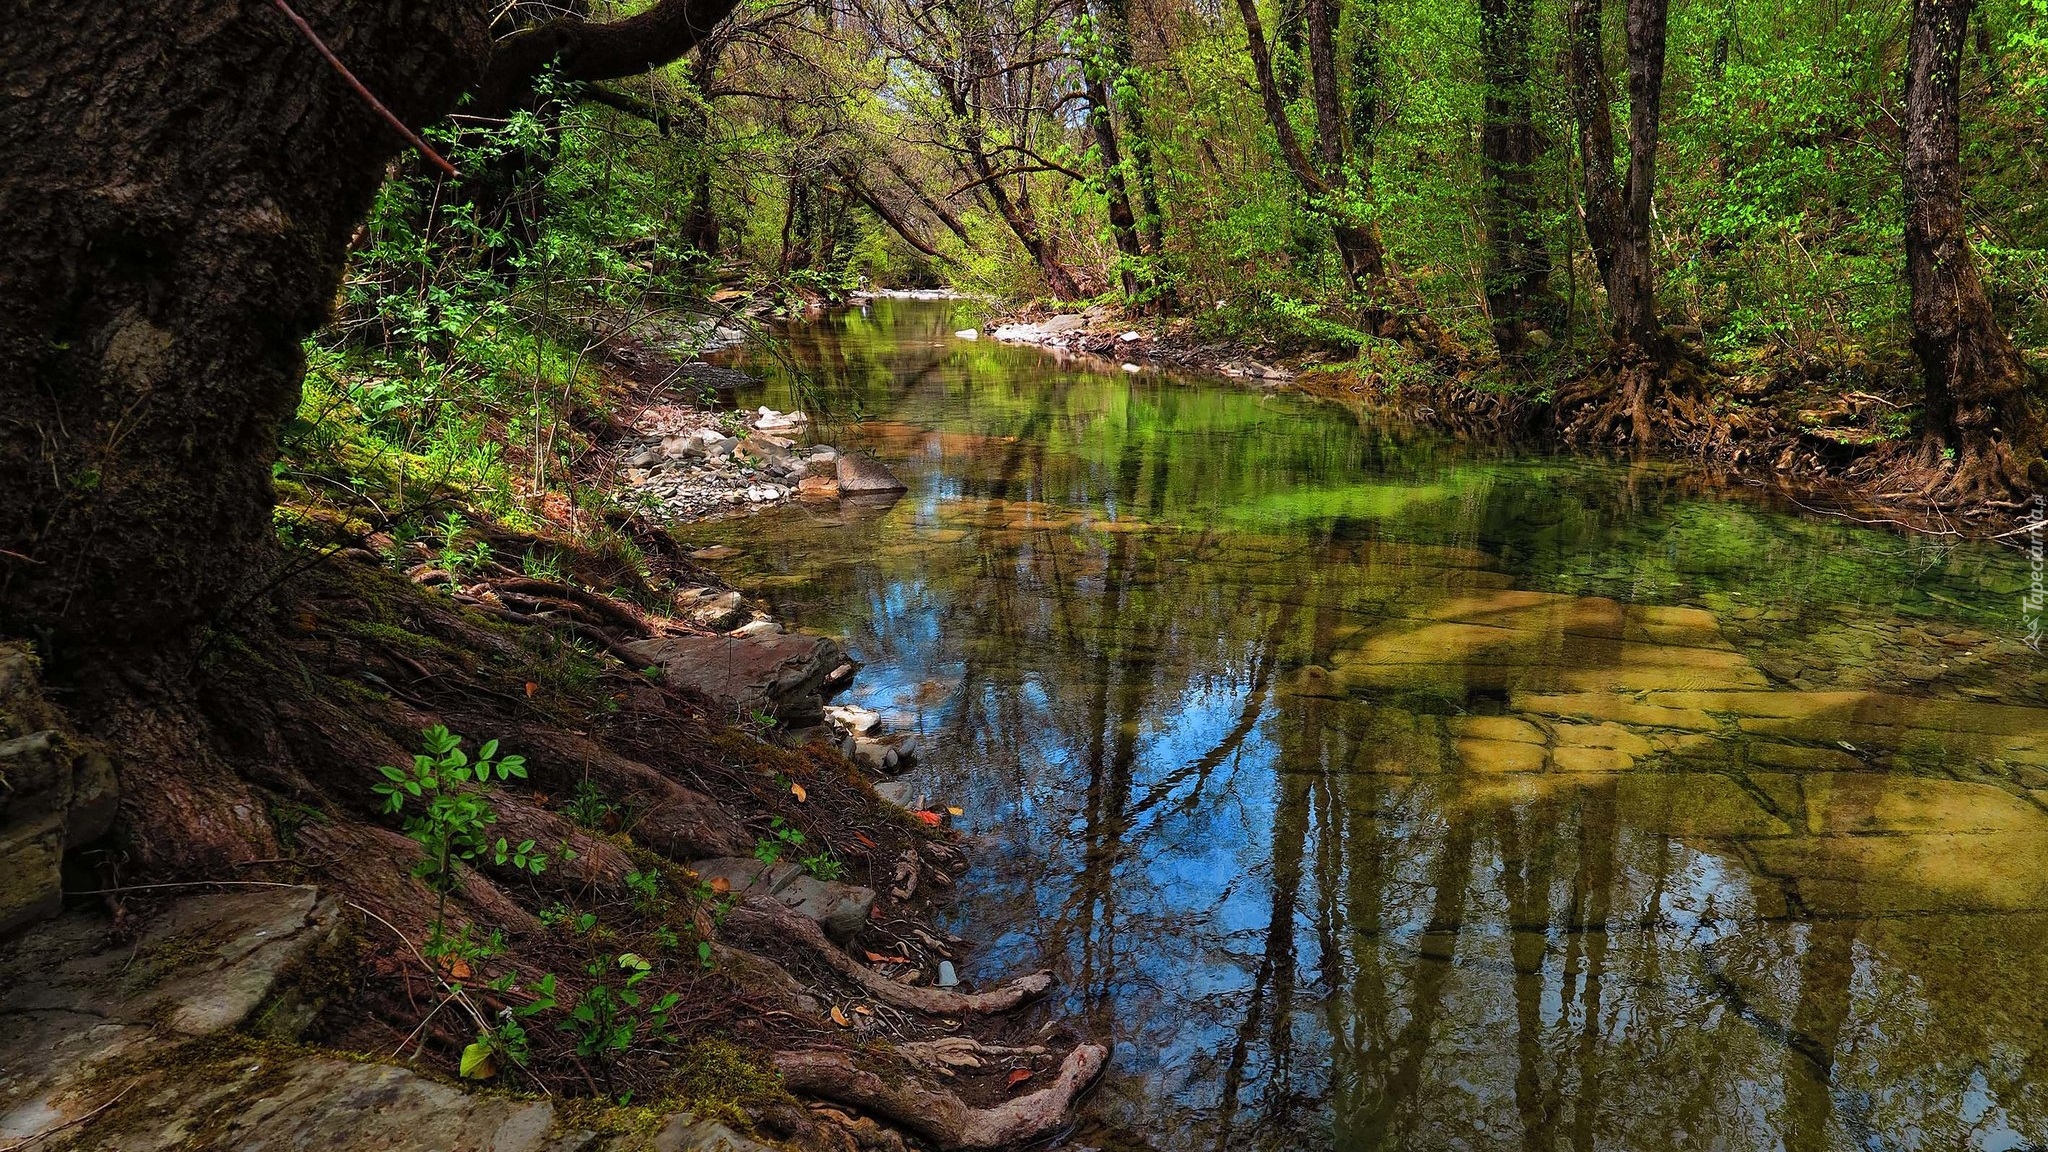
1614, 0, 1668, 357
682, 41, 725, 258
1564, 0, 1623, 302
947, 46, 1081, 299
1564, 0, 1668, 442
1903, 0, 2042, 499
1100, 0, 1168, 257
1080, 6, 1145, 301
1478, 0, 1553, 362
1239, 0, 1441, 344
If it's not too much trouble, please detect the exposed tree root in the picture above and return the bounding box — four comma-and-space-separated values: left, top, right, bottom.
775, 1043, 1109, 1150
726, 897, 1055, 1015
896, 1038, 1049, 1078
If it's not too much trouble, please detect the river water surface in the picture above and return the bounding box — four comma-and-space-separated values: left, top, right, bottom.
700, 298, 2048, 1151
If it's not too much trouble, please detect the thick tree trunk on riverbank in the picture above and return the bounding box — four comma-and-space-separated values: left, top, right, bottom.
0, 0, 739, 874
0, 0, 492, 664
0, 0, 496, 872
1903, 0, 2043, 502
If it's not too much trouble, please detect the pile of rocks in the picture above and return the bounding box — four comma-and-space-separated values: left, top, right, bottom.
616, 406, 830, 517
822, 703, 922, 774
616, 406, 905, 521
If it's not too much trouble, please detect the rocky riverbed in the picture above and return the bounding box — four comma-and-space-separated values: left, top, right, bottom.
613, 401, 907, 521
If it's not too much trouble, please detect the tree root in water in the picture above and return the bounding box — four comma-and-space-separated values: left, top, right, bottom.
775, 1042, 1109, 1150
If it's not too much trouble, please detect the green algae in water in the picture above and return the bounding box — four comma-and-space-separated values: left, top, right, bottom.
696, 299, 2048, 1151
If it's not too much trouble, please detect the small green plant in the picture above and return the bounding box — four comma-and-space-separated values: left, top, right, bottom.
375, 725, 545, 946
800, 851, 844, 882
624, 867, 664, 912
560, 954, 682, 1076
752, 816, 805, 865
560, 778, 619, 830
436, 511, 494, 575
425, 923, 505, 966
747, 708, 778, 731
520, 546, 565, 581
461, 972, 558, 1081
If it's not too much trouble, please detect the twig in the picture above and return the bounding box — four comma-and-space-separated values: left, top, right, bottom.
265, 0, 459, 177
0, 1085, 134, 1152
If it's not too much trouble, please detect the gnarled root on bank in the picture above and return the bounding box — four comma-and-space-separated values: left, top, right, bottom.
776, 1042, 1109, 1150
726, 897, 1055, 1015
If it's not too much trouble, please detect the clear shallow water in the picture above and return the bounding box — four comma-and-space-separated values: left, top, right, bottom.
701, 299, 2048, 1151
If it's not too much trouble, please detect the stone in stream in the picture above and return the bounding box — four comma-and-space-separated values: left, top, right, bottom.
753, 406, 806, 432
623, 632, 849, 726
687, 857, 875, 941
836, 453, 907, 494
677, 588, 747, 632
796, 476, 840, 501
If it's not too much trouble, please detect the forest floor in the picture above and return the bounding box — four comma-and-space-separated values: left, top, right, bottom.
0, 323, 1106, 1152
987, 302, 2044, 542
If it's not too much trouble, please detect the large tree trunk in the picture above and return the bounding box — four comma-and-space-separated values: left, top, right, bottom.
0, 0, 737, 875
1903, 0, 2043, 501
1478, 0, 1553, 362
0, 0, 496, 871
0, 0, 491, 662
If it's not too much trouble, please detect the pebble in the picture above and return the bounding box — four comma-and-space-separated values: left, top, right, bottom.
935, 960, 959, 988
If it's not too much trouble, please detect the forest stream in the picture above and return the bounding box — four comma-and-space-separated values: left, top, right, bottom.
686, 297, 2048, 1151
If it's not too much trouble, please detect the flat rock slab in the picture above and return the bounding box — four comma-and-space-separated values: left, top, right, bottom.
1, 890, 790, 1151
835, 453, 906, 494
690, 856, 874, 941
0, 886, 345, 1146
624, 633, 849, 726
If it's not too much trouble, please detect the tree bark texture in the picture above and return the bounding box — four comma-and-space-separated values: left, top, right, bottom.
0, 0, 494, 663
1478, 0, 1553, 360
1564, 0, 1669, 441
0, 0, 742, 873
1903, 0, 2042, 498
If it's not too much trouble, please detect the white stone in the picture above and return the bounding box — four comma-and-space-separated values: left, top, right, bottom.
1118, 330, 1142, 343
954, 328, 980, 340
1121, 363, 1142, 373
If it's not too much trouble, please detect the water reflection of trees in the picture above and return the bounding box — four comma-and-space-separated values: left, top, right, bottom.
722, 305, 2048, 1151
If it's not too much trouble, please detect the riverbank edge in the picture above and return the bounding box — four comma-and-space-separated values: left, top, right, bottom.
0, 311, 1108, 1152
982, 303, 2043, 544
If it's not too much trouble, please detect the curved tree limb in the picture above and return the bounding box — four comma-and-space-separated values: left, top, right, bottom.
728, 896, 1054, 1015
473, 0, 744, 115
775, 1043, 1109, 1150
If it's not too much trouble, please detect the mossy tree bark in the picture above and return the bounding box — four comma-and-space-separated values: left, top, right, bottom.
0, 0, 737, 873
